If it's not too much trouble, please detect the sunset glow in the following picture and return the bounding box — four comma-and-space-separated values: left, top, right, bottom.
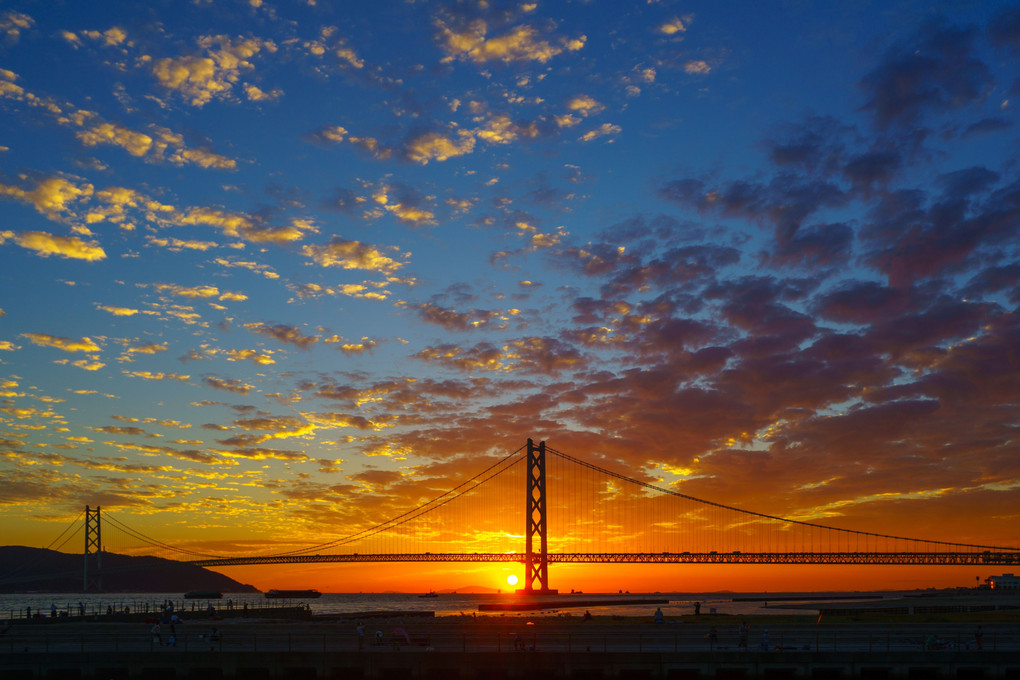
1, 1, 1019, 595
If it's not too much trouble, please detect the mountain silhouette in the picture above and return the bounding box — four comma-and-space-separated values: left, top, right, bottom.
0, 546, 259, 593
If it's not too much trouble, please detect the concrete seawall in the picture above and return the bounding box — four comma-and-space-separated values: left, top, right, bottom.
3, 649, 1020, 679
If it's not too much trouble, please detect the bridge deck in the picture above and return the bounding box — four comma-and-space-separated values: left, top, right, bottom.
189, 551, 1020, 567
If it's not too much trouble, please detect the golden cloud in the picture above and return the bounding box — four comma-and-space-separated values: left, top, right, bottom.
335, 46, 364, 69
223, 348, 275, 365
0, 11, 34, 42
122, 370, 191, 381
475, 114, 540, 145
580, 123, 622, 143
76, 122, 153, 156
372, 186, 437, 226
0, 176, 94, 218
0, 77, 25, 100
243, 322, 319, 349
167, 146, 238, 169
66, 26, 129, 48
405, 130, 476, 164
414, 343, 506, 372
69, 358, 105, 371
148, 236, 219, 251
567, 94, 604, 116
178, 207, 251, 238
212, 446, 309, 462
21, 333, 101, 353
7, 231, 106, 260
243, 84, 283, 102
347, 135, 392, 160
126, 342, 168, 355
243, 217, 319, 243
96, 304, 139, 316
658, 17, 688, 35
152, 35, 277, 107
232, 415, 317, 441
323, 336, 379, 355
203, 376, 254, 394
177, 207, 314, 245
301, 239, 406, 274
213, 257, 279, 279
684, 60, 711, 75
316, 126, 348, 143
436, 20, 585, 64
84, 185, 144, 228
304, 27, 364, 70
529, 226, 567, 249
635, 67, 656, 83
152, 283, 221, 299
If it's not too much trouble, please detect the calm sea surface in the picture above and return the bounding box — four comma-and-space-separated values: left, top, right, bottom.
0, 590, 900, 621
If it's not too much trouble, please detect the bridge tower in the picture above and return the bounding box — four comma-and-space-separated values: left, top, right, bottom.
523, 439, 556, 594
83, 505, 102, 593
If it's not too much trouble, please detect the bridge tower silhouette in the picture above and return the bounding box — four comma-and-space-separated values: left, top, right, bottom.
524, 439, 555, 594
83, 505, 102, 593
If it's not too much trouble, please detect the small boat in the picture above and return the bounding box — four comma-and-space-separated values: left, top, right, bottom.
265, 589, 322, 599
184, 591, 223, 599
418, 590, 438, 598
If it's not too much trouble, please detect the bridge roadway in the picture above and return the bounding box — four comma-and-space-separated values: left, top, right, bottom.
189, 551, 1020, 568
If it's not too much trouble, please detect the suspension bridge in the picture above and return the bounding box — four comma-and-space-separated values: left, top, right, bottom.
34, 440, 1020, 594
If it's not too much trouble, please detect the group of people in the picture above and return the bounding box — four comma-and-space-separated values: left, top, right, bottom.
150, 621, 177, 647
355, 621, 393, 649
925, 626, 984, 651
148, 621, 222, 649
26, 603, 95, 619
653, 602, 704, 625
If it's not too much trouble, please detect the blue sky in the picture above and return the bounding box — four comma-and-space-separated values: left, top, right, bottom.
1, 0, 1018, 587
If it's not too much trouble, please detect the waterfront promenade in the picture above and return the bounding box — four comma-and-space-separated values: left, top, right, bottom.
2, 610, 1019, 679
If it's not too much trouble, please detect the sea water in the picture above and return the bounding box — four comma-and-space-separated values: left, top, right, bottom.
0, 590, 897, 621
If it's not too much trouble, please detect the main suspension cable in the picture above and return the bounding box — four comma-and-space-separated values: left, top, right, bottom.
546, 445, 1020, 553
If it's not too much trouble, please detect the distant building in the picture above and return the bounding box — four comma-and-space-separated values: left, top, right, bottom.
985, 573, 1020, 590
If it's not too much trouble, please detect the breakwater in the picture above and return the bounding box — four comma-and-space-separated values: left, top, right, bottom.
9, 605, 312, 625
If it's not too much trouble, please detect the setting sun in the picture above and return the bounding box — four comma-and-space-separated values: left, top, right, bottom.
506, 574, 519, 587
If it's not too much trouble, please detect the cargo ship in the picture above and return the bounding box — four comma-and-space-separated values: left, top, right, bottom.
264, 589, 321, 599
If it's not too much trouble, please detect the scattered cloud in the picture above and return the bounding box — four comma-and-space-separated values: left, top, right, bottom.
151, 35, 278, 107
2, 230, 106, 260
435, 19, 585, 64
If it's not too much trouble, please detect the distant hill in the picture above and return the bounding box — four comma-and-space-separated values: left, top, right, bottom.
0, 546, 259, 594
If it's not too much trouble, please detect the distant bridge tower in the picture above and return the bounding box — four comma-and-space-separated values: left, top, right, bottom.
84, 505, 102, 593
523, 439, 556, 594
